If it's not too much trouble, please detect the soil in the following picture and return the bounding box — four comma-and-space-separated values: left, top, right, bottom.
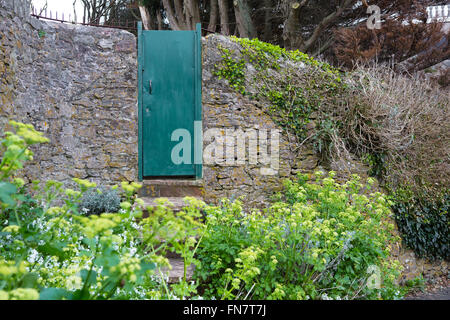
405, 274, 449, 300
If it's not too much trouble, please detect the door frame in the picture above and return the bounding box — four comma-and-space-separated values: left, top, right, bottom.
137, 22, 203, 181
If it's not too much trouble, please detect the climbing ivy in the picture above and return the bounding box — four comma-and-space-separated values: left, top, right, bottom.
213, 37, 345, 144
389, 187, 449, 261
214, 45, 247, 94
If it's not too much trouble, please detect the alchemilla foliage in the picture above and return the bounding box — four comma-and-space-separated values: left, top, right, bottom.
0, 121, 406, 300
195, 172, 404, 300
214, 36, 448, 266
0, 121, 205, 300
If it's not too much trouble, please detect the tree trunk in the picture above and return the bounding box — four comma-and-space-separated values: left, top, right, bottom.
173, 0, 187, 29
156, 10, 164, 30
282, 0, 355, 52
263, 0, 273, 42
218, 0, 230, 35
107, 0, 117, 24
185, 0, 201, 30
233, 0, 256, 38
300, 0, 356, 52
208, 0, 219, 33
73, 0, 78, 23
162, 0, 182, 30
138, 5, 152, 30
282, 1, 307, 49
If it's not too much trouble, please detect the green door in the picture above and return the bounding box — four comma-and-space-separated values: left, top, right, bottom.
138, 23, 202, 179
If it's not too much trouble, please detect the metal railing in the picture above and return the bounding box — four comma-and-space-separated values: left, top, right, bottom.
30, 5, 137, 31
427, 5, 450, 23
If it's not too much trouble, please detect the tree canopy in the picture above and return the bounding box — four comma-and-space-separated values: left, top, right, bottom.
79, 0, 449, 72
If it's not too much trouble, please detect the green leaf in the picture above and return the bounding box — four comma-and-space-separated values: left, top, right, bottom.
21, 272, 39, 288
82, 237, 98, 248
14, 194, 27, 202
95, 253, 120, 271
100, 275, 120, 293
37, 241, 68, 260
80, 269, 98, 286
80, 249, 93, 257
139, 261, 156, 274
0, 181, 17, 205
40, 288, 73, 300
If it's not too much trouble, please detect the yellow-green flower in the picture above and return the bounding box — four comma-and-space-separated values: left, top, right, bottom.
65, 188, 81, 198
2, 225, 20, 234
46, 207, 65, 216
231, 278, 241, 289
8, 288, 39, 300
131, 182, 142, 189
65, 275, 82, 291
120, 201, 132, 210
13, 178, 25, 188
82, 217, 117, 238
135, 198, 145, 206
9, 121, 49, 144
121, 181, 135, 193
0, 261, 18, 277
73, 178, 96, 189
0, 290, 8, 300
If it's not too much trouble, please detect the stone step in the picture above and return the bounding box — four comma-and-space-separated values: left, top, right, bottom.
142, 197, 192, 212
142, 179, 204, 186
139, 179, 204, 198
160, 257, 195, 284
138, 180, 201, 284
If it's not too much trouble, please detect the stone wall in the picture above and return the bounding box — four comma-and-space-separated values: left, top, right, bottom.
0, 0, 446, 286
201, 35, 323, 208
0, 1, 321, 207
0, 0, 138, 187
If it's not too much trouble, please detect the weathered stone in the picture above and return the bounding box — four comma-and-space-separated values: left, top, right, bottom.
201, 36, 313, 208
298, 155, 319, 171
98, 38, 114, 50
0, 4, 322, 210
0, 2, 137, 188
115, 39, 135, 53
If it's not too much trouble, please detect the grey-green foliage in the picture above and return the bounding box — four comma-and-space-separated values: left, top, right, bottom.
80, 186, 121, 216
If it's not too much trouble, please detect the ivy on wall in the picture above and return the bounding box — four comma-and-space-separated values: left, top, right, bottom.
213, 36, 344, 151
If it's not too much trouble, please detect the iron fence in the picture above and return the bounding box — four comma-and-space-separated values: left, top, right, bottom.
30, 5, 137, 31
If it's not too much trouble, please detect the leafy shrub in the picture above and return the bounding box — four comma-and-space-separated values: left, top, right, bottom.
391, 189, 449, 261
80, 186, 121, 216
194, 171, 404, 300
324, 63, 449, 266
0, 121, 206, 300
214, 38, 448, 266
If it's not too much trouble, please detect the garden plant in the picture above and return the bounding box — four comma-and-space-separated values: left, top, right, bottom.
0, 121, 413, 300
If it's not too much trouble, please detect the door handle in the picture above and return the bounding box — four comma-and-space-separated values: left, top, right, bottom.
149, 80, 152, 94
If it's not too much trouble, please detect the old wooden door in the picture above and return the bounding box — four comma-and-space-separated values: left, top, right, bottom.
138, 23, 202, 179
